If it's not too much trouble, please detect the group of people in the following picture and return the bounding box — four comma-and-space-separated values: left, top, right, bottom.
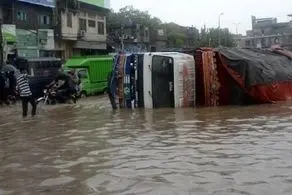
0, 65, 81, 118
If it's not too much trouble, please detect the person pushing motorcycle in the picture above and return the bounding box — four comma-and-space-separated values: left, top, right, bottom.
47, 70, 76, 103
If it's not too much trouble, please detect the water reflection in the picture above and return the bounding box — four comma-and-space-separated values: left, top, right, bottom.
0, 97, 292, 194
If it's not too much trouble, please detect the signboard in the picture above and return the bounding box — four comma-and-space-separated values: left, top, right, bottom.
16, 29, 38, 58
16, 29, 38, 48
18, 0, 55, 8
78, 0, 110, 9
1, 25, 16, 43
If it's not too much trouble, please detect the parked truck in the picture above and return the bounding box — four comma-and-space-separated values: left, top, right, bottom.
64, 56, 113, 97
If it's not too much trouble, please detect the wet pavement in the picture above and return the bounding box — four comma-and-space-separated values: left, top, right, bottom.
0, 96, 292, 195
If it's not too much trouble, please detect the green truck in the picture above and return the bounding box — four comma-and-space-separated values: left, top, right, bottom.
64, 56, 113, 97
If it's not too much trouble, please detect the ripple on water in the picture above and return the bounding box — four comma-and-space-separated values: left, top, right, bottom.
3, 163, 22, 169
40, 176, 75, 187
0, 189, 14, 195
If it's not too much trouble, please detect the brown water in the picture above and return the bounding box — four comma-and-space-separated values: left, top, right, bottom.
0, 96, 292, 195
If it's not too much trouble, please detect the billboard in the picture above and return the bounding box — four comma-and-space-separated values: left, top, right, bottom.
18, 0, 55, 8
78, 0, 110, 9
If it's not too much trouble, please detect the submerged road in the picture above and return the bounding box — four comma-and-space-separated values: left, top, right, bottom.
0, 96, 292, 194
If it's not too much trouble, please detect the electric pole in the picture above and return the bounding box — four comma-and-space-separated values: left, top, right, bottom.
233, 22, 240, 35
218, 12, 224, 46
233, 22, 240, 48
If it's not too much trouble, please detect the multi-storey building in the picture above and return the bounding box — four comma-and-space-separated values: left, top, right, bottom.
0, 0, 110, 61
107, 23, 150, 53
1, 0, 55, 59
239, 15, 292, 49
55, 0, 109, 59
149, 28, 167, 52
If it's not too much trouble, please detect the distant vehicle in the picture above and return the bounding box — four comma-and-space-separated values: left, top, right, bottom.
64, 56, 113, 97
14, 57, 62, 98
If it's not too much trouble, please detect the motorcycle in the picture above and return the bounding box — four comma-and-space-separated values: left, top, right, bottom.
37, 85, 79, 105
37, 85, 57, 105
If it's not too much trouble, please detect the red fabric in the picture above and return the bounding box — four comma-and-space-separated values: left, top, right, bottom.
215, 53, 234, 105
217, 53, 292, 104
195, 48, 222, 106
195, 49, 207, 106
249, 82, 292, 103
195, 48, 292, 106
196, 49, 248, 106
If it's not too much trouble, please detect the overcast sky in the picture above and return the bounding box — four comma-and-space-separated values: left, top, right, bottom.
110, 0, 292, 34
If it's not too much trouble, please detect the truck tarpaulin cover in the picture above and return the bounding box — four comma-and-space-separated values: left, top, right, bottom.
195, 47, 292, 106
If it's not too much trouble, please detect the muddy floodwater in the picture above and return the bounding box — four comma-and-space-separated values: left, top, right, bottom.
1, 96, 292, 195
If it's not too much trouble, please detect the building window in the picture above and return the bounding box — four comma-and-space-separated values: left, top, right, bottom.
88, 20, 96, 28
97, 15, 104, 20
67, 12, 72, 28
98, 22, 105, 35
79, 18, 87, 31
39, 15, 50, 25
17, 11, 27, 21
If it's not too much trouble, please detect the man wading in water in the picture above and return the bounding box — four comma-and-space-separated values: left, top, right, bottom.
16, 69, 37, 118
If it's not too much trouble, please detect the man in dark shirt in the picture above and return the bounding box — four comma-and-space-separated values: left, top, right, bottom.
50, 70, 76, 103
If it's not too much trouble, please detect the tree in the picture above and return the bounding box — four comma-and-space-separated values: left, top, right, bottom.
107, 6, 235, 49
107, 6, 162, 29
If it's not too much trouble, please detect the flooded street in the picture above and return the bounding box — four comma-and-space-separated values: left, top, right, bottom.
0, 96, 292, 195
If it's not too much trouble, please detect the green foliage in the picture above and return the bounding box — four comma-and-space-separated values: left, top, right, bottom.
199, 27, 235, 47
107, 6, 162, 29
107, 6, 235, 48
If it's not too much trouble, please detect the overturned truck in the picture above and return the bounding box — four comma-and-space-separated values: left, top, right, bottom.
108, 47, 292, 109
196, 47, 292, 106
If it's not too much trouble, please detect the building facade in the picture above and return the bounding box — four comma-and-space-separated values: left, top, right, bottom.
0, 0, 110, 61
107, 23, 168, 53
150, 28, 167, 52
55, 0, 109, 59
0, 0, 55, 60
107, 23, 150, 53
16, 1, 55, 58
239, 16, 292, 49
